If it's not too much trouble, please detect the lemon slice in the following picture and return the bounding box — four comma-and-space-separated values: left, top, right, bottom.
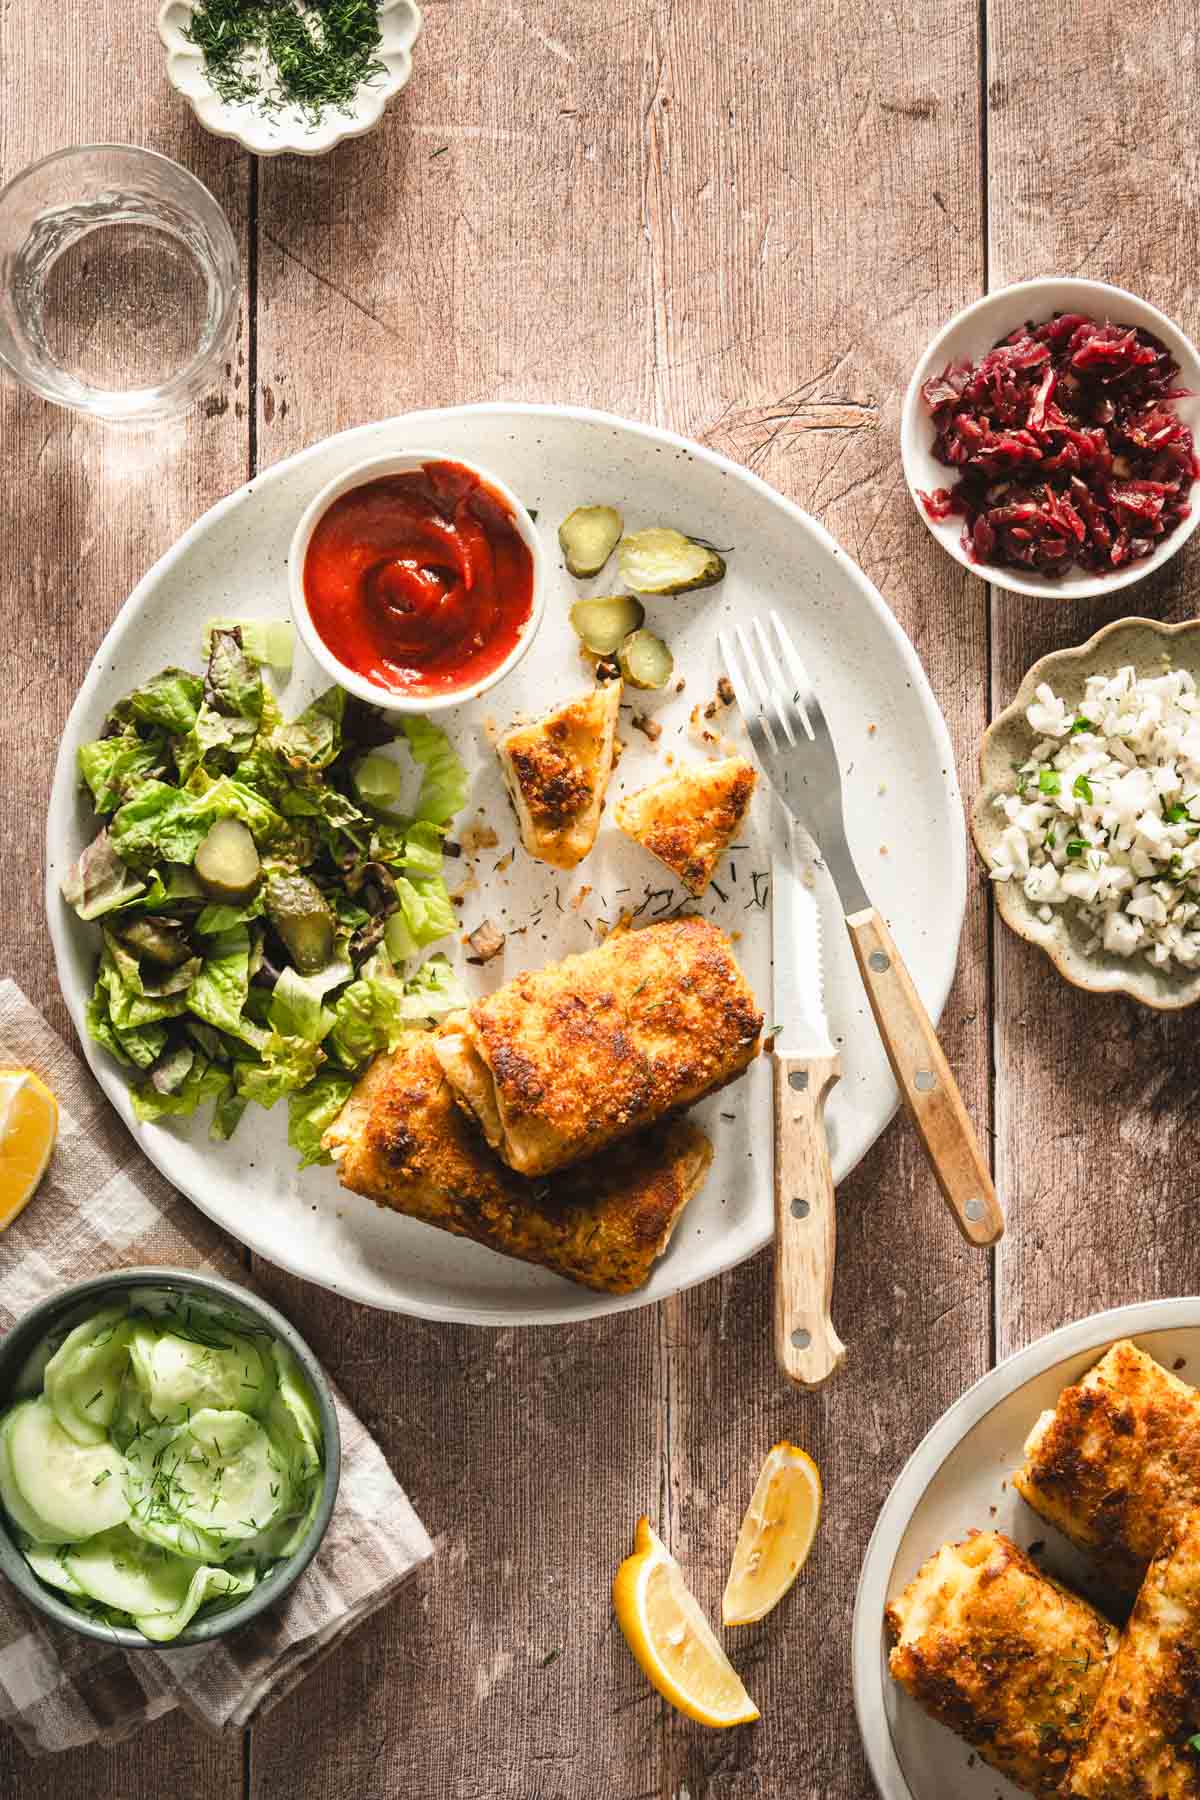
0, 1069, 59, 1231
722, 1441, 822, 1626
613, 1517, 759, 1727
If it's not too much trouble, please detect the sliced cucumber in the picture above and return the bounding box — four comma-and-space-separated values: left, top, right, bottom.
559, 505, 623, 577
618, 629, 674, 691
67, 1525, 198, 1618
0, 1408, 74, 1546
159, 1408, 287, 1541
6, 1397, 129, 1539
134, 1560, 256, 1642
22, 1542, 87, 1596
618, 527, 726, 595
569, 595, 645, 657
266, 1344, 323, 1489
110, 1372, 155, 1451
129, 1320, 275, 1424
124, 1424, 232, 1564
43, 1305, 134, 1446
251, 1477, 322, 1564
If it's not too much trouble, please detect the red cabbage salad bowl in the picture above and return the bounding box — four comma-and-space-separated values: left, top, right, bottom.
900, 278, 1200, 599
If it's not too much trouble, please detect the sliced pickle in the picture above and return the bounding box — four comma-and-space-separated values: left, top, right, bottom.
114, 917, 194, 969
194, 819, 261, 903
569, 595, 646, 657
558, 505, 623, 577
265, 872, 335, 975
618, 528, 726, 596
618, 629, 674, 691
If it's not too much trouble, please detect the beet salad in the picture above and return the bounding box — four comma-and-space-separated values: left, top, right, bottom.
918, 312, 1198, 579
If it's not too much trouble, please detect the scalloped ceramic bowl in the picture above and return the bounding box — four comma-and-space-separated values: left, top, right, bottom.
901, 277, 1200, 600
972, 615, 1200, 1010
158, 0, 422, 157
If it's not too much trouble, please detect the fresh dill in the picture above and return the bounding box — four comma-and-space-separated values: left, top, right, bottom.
184, 0, 388, 127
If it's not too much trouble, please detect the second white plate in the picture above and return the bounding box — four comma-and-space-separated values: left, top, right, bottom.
46, 404, 965, 1324
852, 1298, 1200, 1800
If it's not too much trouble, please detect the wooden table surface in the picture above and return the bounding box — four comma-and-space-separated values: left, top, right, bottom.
3, 2, 1199, 1795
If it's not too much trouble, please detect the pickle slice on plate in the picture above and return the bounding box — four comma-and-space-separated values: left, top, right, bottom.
619, 528, 726, 596
569, 595, 646, 657
559, 505, 623, 577
194, 818, 261, 903
619, 630, 674, 691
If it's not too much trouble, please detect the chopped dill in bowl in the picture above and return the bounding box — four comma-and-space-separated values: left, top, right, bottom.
184, 0, 388, 126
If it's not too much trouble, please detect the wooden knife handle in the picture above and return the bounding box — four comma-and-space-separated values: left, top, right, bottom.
845, 906, 1003, 1248
772, 1052, 847, 1388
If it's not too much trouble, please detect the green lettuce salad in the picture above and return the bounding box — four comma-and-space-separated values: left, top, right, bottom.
60, 624, 468, 1169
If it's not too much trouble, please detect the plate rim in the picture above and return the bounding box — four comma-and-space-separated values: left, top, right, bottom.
851, 1294, 1200, 1800
45, 401, 967, 1324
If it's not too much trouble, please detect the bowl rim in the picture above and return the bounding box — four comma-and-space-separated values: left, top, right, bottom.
0, 1267, 341, 1648
900, 275, 1200, 599
287, 448, 547, 714
971, 613, 1200, 1010
157, 0, 423, 159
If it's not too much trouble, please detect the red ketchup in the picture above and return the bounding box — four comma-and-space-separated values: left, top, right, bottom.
303, 460, 534, 696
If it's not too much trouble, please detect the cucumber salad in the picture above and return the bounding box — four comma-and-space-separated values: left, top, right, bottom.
0, 1295, 326, 1641
59, 621, 469, 1166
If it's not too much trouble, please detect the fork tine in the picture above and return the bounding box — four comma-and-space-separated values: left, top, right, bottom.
717, 628, 778, 768
770, 611, 830, 744
751, 617, 812, 747
734, 624, 788, 753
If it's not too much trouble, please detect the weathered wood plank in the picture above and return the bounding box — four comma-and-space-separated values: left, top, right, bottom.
986, 1, 1200, 1361
648, 5, 989, 1796
0, 3, 249, 1793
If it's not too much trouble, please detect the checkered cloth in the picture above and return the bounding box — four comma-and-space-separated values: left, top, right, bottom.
0, 980, 433, 1754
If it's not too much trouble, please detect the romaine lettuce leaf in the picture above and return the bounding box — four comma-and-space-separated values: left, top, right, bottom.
78, 733, 166, 815
269, 688, 345, 772
188, 927, 250, 1035
395, 874, 456, 947
268, 968, 336, 1044
234, 1033, 324, 1109
110, 668, 203, 737
287, 1075, 354, 1169
400, 716, 468, 825
130, 1056, 229, 1123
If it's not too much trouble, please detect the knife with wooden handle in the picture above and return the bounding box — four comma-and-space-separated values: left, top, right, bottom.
719, 609, 1002, 1377
767, 811, 846, 1388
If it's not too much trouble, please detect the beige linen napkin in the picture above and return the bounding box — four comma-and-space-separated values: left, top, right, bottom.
0, 979, 433, 1754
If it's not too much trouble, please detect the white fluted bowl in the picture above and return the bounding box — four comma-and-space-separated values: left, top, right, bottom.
158, 0, 422, 157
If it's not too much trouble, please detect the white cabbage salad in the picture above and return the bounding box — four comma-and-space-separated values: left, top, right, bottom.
987, 663, 1200, 969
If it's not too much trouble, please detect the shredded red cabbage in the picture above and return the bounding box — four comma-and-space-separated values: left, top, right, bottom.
918, 313, 1198, 577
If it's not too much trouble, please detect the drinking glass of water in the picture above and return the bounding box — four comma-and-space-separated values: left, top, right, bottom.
0, 144, 239, 424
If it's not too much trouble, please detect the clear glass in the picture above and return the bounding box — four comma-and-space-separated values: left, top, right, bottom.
0, 144, 240, 424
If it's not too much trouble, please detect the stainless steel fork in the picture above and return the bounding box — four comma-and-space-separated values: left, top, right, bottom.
720, 610, 1003, 1251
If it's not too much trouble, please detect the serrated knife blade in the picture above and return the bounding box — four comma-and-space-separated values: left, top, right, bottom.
770, 804, 835, 1061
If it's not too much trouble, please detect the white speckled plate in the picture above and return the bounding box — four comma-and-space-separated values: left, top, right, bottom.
852, 1299, 1200, 1800
46, 404, 965, 1324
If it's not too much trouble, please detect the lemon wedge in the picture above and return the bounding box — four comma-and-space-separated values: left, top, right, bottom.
0, 1069, 59, 1231
613, 1517, 759, 1727
722, 1441, 822, 1626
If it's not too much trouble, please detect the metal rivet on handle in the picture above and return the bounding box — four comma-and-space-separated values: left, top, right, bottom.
868, 951, 890, 972
965, 1198, 985, 1223
788, 1070, 809, 1090
791, 1198, 810, 1219
915, 1069, 937, 1092
791, 1327, 811, 1350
